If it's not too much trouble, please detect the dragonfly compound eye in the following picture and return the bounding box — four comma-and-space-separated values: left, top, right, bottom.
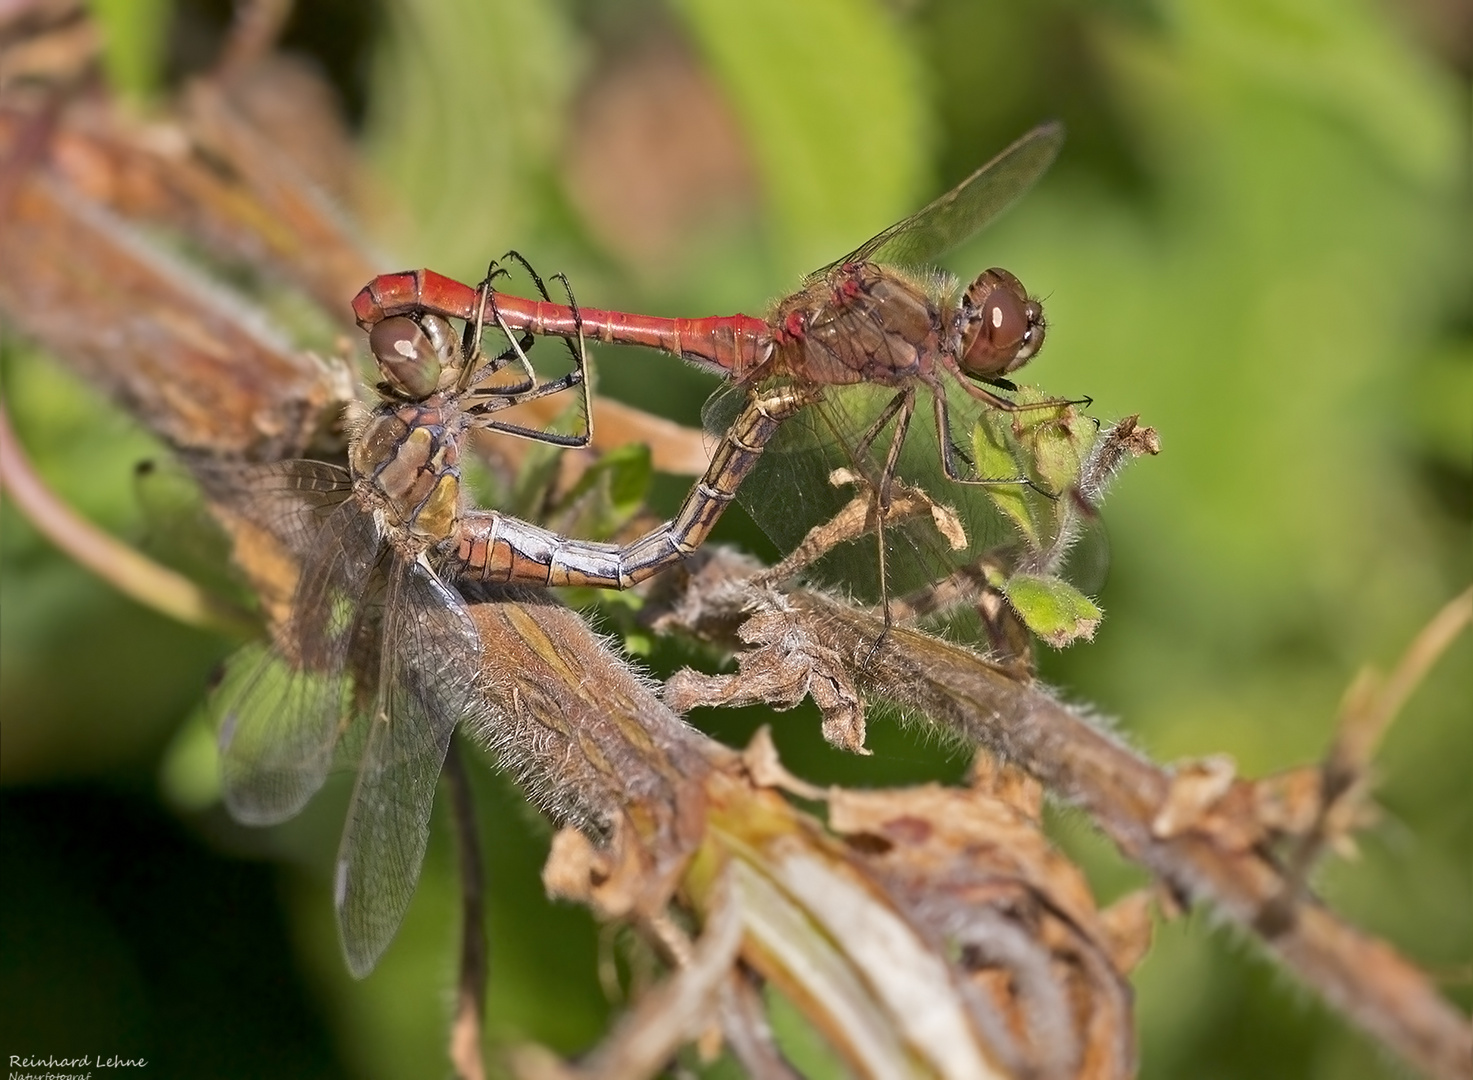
369, 315, 449, 399
958, 267, 1046, 377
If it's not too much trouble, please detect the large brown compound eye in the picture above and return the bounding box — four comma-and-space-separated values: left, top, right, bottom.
369, 315, 446, 399
958, 267, 1047, 377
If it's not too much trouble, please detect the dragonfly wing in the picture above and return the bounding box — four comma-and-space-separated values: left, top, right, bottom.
704, 381, 1029, 603
215, 493, 381, 825
191, 459, 357, 563
833, 122, 1064, 274
333, 558, 479, 978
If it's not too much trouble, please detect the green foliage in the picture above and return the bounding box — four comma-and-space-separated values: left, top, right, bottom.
550, 441, 654, 541
362, 0, 582, 277
669, 0, 933, 275
85, 0, 171, 102
966, 387, 1111, 646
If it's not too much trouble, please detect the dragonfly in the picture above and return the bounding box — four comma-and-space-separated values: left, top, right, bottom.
204, 262, 593, 977
205, 255, 813, 975
354, 123, 1073, 608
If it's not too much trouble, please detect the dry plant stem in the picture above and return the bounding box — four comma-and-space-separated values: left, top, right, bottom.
1333, 586, 1471, 769
716, 971, 804, 1080
0, 391, 253, 633
777, 587, 1471, 1080
0, 86, 691, 464
1279, 586, 1473, 904
213, 0, 293, 84
465, 590, 716, 911
572, 885, 743, 1080
444, 743, 488, 1080
0, 158, 339, 459
467, 598, 1088, 1077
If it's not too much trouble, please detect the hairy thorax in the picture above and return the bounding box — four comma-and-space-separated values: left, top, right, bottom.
348, 396, 464, 552
771, 262, 947, 388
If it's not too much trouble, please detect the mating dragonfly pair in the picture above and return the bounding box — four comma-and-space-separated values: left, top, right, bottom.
211, 123, 1076, 976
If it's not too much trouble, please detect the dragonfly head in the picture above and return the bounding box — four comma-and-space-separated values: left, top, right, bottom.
956, 268, 1046, 378
368, 314, 458, 399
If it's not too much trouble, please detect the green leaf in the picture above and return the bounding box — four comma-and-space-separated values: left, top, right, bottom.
1013, 400, 1098, 497
1000, 572, 1102, 648
971, 417, 1038, 544
553, 442, 653, 540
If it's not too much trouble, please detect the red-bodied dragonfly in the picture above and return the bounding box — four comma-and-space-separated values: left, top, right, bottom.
355, 123, 1073, 606
204, 255, 806, 975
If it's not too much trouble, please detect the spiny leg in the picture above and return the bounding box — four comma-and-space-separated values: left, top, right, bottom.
863, 388, 916, 661
931, 384, 1033, 485
464, 263, 594, 449
461, 251, 562, 395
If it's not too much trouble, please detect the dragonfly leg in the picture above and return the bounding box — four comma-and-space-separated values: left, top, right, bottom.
458, 261, 502, 387
851, 388, 912, 464
441, 257, 595, 450
938, 354, 1093, 418
462, 254, 548, 395
467, 257, 594, 449
848, 386, 909, 613
461, 369, 591, 447
930, 384, 1036, 490
546, 269, 593, 450
864, 389, 915, 660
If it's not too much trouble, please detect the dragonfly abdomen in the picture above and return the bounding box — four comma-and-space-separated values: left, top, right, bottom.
451, 385, 808, 590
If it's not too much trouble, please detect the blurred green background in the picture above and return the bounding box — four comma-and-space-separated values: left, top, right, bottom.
2, 0, 1468, 1076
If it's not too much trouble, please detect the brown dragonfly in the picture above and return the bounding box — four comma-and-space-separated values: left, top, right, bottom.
206, 258, 803, 976
206, 261, 590, 977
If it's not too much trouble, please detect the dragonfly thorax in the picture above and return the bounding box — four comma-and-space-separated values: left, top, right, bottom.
348, 400, 464, 548
955, 267, 1046, 378
775, 262, 944, 387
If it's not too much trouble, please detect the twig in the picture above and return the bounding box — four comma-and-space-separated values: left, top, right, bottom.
444, 742, 488, 1080
572, 881, 743, 1080
1277, 587, 1473, 911
0, 390, 254, 634
1331, 586, 1472, 771
213, 0, 294, 84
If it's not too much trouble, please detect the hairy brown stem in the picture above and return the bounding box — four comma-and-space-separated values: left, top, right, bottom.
736, 582, 1471, 1080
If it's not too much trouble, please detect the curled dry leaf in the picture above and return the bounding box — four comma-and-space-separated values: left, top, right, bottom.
824, 783, 1137, 1079
1250, 765, 1326, 839
661, 585, 1472, 1080
1096, 891, 1155, 975
1151, 754, 1238, 839
740, 725, 825, 800
969, 752, 1045, 822
542, 826, 650, 921
754, 467, 969, 588
665, 600, 870, 754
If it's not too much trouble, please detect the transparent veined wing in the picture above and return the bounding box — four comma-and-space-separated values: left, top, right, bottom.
211, 464, 380, 824
333, 557, 480, 978
825, 122, 1064, 276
